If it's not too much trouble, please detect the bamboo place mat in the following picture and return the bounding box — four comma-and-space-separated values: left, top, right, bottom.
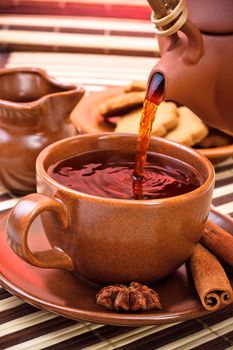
0, 0, 150, 20
1, 2, 233, 349
0, 0, 157, 55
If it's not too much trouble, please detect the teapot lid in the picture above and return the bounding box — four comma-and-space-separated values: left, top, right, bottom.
186, 0, 233, 34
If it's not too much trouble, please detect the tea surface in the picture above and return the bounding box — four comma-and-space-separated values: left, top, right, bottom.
48, 150, 202, 200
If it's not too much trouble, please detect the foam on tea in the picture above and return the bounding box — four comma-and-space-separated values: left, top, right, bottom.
48, 150, 202, 200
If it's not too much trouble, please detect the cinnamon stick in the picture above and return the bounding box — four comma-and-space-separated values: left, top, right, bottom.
188, 244, 233, 311
201, 220, 233, 267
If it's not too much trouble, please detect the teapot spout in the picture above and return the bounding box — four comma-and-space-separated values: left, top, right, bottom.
146, 57, 179, 107
146, 16, 206, 110
148, 30, 233, 133
146, 72, 165, 105
147, 0, 233, 133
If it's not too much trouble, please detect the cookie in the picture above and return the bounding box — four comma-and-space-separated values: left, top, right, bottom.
196, 128, 233, 148
115, 101, 179, 136
165, 107, 209, 146
124, 80, 147, 92
98, 91, 145, 118
155, 102, 179, 133
115, 108, 166, 136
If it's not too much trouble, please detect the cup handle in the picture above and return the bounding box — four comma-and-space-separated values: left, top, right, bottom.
7, 193, 75, 271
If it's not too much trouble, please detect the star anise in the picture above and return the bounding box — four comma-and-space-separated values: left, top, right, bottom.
96, 282, 162, 311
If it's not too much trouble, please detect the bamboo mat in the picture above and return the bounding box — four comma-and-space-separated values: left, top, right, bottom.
1, 2, 233, 349
0, 1, 156, 55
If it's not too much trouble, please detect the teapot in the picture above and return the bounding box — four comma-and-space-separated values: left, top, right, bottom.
0, 67, 85, 194
147, 0, 233, 133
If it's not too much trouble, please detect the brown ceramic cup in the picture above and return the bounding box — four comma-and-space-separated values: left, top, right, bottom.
7, 133, 215, 285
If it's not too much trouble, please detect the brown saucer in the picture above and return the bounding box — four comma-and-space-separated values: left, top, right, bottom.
71, 89, 233, 165
0, 209, 233, 326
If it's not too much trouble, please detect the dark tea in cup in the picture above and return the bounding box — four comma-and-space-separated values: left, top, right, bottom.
48, 150, 202, 200
7, 134, 214, 285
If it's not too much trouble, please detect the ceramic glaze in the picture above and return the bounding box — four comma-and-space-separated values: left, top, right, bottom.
147, 0, 233, 133
2, 209, 232, 325
7, 134, 215, 285
0, 67, 85, 193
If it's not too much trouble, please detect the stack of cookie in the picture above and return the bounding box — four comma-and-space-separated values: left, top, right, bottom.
98, 81, 232, 148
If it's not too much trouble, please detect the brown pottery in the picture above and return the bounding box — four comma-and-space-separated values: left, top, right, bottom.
7, 133, 215, 286
0, 67, 85, 194
147, 0, 233, 133
1, 209, 233, 325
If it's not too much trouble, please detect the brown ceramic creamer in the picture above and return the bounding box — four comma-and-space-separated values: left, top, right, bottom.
0, 67, 85, 194
147, 0, 233, 133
